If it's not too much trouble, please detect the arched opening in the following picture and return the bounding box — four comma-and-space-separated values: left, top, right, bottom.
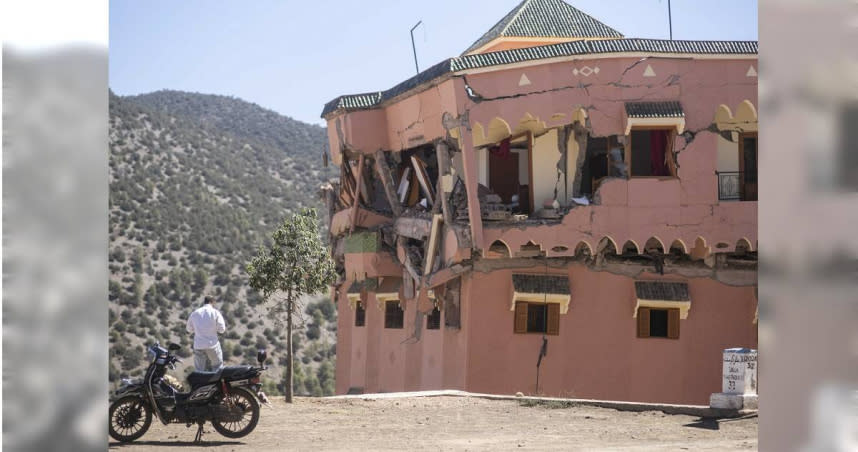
487, 240, 511, 258
735, 238, 753, 254
574, 241, 593, 257
644, 237, 665, 254
597, 237, 618, 255
669, 239, 687, 256
621, 240, 640, 255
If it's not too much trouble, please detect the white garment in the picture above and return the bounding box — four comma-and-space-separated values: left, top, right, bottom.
186, 304, 226, 350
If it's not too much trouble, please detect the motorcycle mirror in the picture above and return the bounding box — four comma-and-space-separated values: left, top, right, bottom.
168, 343, 181, 352
257, 349, 267, 364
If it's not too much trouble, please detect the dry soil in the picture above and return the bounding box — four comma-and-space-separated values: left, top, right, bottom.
109, 396, 757, 451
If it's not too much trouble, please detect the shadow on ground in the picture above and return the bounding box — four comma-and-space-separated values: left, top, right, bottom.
684, 414, 758, 431
110, 440, 244, 448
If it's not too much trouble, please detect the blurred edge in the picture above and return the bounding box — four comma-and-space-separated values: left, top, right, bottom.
2, 1, 858, 451
3, 46, 108, 451
758, 0, 858, 451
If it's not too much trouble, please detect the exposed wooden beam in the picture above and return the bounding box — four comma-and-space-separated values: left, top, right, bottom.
435, 141, 453, 224
349, 154, 365, 234
373, 150, 403, 216
423, 214, 443, 276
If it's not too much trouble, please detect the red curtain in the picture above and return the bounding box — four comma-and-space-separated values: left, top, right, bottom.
650, 130, 670, 176
489, 137, 512, 159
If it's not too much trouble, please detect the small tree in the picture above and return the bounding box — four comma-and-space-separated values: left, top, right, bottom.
246, 208, 335, 403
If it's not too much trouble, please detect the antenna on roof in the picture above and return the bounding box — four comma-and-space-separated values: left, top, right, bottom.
659, 0, 674, 39
410, 21, 423, 74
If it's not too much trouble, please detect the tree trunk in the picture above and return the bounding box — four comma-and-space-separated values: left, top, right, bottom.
285, 288, 294, 403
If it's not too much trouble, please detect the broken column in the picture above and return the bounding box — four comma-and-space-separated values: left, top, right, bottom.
709, 347, 758, 410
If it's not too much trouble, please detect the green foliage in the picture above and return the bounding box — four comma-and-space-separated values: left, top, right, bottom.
108, 91, 338, 395
291, 363, 305, 396
317, 361, 335, 395
303, 372, 322, 397
246, 208, 336, 302
109, 280, 121, 301
246, 208, 335, 402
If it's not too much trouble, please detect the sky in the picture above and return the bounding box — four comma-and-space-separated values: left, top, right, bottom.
109, 0, 758, 126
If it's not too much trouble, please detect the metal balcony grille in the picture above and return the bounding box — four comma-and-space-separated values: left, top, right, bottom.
717, 171, 743, 201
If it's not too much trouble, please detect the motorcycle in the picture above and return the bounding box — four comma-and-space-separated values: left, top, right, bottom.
109, 342, 268, 443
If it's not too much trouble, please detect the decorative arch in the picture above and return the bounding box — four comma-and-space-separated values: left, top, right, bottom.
644, 236, 666, 254
574, 241, 593, 257
735, 237, 753, 253
487, 239, 511, 258
714, 104, 733, 125
669, 239, 688, 255
513, 112, 548, 136
735, 100, 758, 123
486, 117, 512, 144
714, 100, 758, 132
597, 236, 618, 255
691, 236, 712, 260
621, 240, 640, 255
472, 122, 486, 146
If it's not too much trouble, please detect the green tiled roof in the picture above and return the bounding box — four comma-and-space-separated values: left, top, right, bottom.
512, 274, 571, 295
321, 39, 758, 118
635, 281, 689, 301
625, 101, 684, 118
461, 0, 623, 55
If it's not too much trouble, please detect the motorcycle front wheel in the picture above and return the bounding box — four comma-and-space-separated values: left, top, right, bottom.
211, 387, 260, 438
109, 395, 152, 442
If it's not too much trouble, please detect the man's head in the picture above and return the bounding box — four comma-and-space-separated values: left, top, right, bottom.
204, 296, 214, 305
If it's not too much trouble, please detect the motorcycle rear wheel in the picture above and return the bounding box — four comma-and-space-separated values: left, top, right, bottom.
109, 395, 152, 442
211, 387, 260, 438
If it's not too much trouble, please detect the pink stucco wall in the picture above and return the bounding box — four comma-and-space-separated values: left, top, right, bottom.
335, 289, 469, 394
337, 267, 756, 405
463, 267, 756, 405
329, 53, 758, 404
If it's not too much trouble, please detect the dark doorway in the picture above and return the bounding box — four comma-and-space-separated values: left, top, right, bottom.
489, 148, 520, 204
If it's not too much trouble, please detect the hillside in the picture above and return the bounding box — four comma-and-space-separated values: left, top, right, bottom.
108, 90, 339, 396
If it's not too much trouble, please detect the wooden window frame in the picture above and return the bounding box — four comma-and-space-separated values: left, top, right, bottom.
627, 127, 678, 179
384, 300, 404, 329
738, 132, 758, 201
637, 307, 680, 339
355, 301, 366, 327
514, 301, 559, 336
426, 306, 441, 330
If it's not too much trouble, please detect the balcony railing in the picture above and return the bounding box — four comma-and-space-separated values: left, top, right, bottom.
716, 171, 743, 201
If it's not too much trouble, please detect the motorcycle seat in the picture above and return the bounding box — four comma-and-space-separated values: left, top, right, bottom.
187, 366, 253, 387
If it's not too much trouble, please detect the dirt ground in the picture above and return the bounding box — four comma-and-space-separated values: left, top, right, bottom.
109, 396, 757, 451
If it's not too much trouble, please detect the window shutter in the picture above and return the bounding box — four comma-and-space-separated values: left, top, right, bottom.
546, 303, 560, 335
514, 302, 528, 334
637, 307, 650, 338
667, 308, 680, 339
666, 131, 677, 177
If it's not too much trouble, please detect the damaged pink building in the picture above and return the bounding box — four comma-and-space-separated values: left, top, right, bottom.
320, 0, 758, 405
